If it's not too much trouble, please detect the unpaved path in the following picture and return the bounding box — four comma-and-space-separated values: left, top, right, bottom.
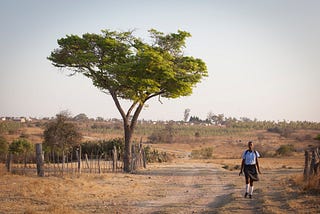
124, 161, 308, 214
133, 162, 233, 213
127, 162, 256, 214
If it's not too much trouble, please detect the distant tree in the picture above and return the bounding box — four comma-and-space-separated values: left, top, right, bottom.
74, 113, 89, 121
43, 113, 82, 154
9, 138, 33, 166
189, 116, 203, 123
184, 109, 191, 122
96, 117, 105, 121
0, 136, 8, 155
240, 117, 252, 122
48, 29, 207, 172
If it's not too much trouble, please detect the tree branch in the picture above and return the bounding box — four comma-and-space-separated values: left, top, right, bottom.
126, 101, 138, 119
145, 90, 166, 102
110, 90, 126, 121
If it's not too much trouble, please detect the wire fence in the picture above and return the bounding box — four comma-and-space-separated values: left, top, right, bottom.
5, 143, 146, 177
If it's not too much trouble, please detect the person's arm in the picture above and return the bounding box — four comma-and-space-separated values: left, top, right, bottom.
239, 158, 245, 176
256, 156, 261, 174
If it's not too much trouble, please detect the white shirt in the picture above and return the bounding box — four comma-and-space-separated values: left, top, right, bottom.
242, 150, 260, 165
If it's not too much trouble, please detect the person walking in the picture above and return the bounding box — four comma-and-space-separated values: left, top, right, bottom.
239, 141, 261, 199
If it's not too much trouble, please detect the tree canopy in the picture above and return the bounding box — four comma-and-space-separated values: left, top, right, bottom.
48, 29, 207, 172
48, 29, 207, 105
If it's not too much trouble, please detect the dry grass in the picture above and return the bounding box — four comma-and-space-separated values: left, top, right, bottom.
1, 123, 319, 213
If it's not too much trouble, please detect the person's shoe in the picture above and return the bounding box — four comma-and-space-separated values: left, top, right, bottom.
249, 194, 252, 199
244, 192, 248, 198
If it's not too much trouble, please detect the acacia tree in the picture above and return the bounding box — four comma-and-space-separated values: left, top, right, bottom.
48, 29, 208, 172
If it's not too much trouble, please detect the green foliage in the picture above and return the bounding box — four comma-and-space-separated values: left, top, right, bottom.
144, 145, 171, 163
48, 29, 207, 103
191, 147, 214, 159
276, 144, 295, 156
9, 138, 33, 155
0, 136, 9, 155
73, 113, 89, 121
0, 121, 20, 134
315, 134, 320, 141
43, 114, 82, 152
81, 138, 124, 157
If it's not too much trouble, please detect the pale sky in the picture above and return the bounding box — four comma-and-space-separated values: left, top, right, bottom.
1, 0, 319, 122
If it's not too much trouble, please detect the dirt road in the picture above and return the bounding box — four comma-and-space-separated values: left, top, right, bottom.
133, 162, 235, 213
118, 161, 312, 214
1, 160, 317, 213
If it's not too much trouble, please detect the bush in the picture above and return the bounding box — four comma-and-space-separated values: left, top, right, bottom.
81, 138, 124, 157
191, 147, 213, 159
267, 127, 294, 138
9, 138, 33, 155
276, 144, 295, 156
0, 136, 8, 155
144, 146, 171, 163
0, 121, 20, 135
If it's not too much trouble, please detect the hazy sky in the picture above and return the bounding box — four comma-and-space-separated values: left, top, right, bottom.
1, 0, 319, 122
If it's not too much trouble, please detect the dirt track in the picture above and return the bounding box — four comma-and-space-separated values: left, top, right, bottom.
1, 159, 318, 214
110, 161, 305, 214
134, 162, 234, 213
117, 160, 317, 214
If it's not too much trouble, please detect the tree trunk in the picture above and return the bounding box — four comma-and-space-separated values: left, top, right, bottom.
123, 123, 132, 172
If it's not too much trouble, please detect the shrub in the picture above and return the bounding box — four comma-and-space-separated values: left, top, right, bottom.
0, 136, 8, 155
191, 147, 213, 159
148, 128, 175, 143
0, 121, 20, 135
144, 146, 172, 163
81, 138, 124, 157
267, 127, 294, 138
9, 138, 33, 155
276, 144, 295, 156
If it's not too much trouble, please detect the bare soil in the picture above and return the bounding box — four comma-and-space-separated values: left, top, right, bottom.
0, 156, 319, 214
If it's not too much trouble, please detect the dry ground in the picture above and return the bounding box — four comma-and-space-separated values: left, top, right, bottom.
0, 157, 319, 214
1, 124, 319, 213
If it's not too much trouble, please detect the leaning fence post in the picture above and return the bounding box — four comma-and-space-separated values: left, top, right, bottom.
310, 150, 316, 176
304, 150, 309, 180
36, 143, 44, 177
142, 147, 147, 169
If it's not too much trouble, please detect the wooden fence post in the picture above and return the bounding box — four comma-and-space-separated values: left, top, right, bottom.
310, 150, 316, 176
36, 144, 44, 177
98, 154, 103, 174
112, 146, 117, 172
76, 147, 81, 174
85, 154, 90, 169
6, 153, 12, 173
304, 150, 309, 180
131, 144, 136, 171
142, 147, 147, 169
